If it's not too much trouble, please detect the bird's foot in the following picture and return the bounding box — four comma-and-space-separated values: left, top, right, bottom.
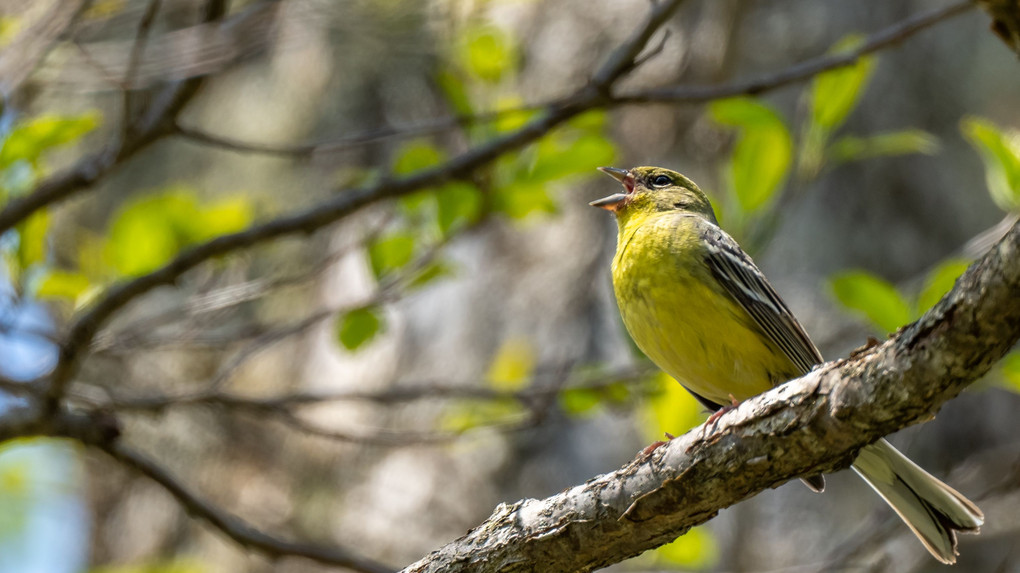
689, 395, 741, 451
637, 432, 676, 459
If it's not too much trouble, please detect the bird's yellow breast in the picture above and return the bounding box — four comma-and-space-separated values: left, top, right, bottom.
611, 212, 799, 406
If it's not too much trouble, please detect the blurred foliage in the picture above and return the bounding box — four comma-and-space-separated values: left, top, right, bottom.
336, 305, 384, 351
652, 525, 719, 569
830, 259, 970, 334
962, 116, 1020, 212
486, 337, 535, 392
710, 98, 793, 214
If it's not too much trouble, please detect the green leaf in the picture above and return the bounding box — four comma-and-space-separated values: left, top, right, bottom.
461, 25, 516, 83
654, 526, 719, 568
486, 337, 535, 392
89, 559, 208, 573
393, 140, 445, 176
193, 196, 252, 241
527, 133, 616, 183
437, 182, 482, 235
492, 96, 536, 134
559, 387, 603, 417
961, 116, 1020, 212
436, 68, 473, 116
830, 271, 912, 333
916, 258, 970, 316
106, 197, 182, 276
829, 130, 940, 164
0, 112, 100, 171
335, 306, 383, 351
493, 181, 557, 219
710, 98, 792, 212
36, 270, 91, 301
810, 35, 876, 131
368, 232, 416, 278
407, 260, 454, 290
16, 209, 49, 270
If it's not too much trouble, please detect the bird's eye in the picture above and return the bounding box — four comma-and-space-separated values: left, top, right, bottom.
652, 175, 671, 187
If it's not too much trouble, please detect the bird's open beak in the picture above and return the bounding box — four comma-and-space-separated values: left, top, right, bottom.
590, 167, 635, 211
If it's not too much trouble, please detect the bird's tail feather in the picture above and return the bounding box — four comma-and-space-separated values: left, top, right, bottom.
851, 439, 983, 564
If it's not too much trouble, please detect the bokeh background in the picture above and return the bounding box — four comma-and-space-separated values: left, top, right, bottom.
1, 0, 1019, 572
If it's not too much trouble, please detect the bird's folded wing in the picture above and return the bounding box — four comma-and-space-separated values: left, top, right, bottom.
700, 225, 824, 376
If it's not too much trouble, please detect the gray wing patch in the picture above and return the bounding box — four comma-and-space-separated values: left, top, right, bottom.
700, 225, 823, 376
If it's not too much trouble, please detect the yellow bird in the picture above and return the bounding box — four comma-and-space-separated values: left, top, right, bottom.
591, 165, 983, 564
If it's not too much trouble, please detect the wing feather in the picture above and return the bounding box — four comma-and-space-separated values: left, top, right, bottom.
700, 225, 823, 376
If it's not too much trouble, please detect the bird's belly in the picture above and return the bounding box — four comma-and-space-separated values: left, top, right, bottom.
617, 273, 793, 406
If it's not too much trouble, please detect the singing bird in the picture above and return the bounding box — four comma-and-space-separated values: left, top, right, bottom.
591, 165, 983, 564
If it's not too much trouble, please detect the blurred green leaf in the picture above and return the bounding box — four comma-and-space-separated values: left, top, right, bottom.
643, 372, 706, 442
811, 35, 875, 131
493, 96, 536, 133
830, 271, 912, 333
0, 112, 100, 171
103, 188, 253, 277
916, 258, 970, 316
437, 182, 483, 235
961, 116, 1020, 212
36, 270, 91, 302
829, 130, 940, 164
393, 140, 445, 176
436, 68, 473, 116
106, 197, 180, 276
407, 260, 455, 290
461, 25, 516, 83
16, 209, 49, 270
999, 351, 1020, 393
559, 387, 603, 417
486, 337, 535, 391
527, 133, 615, 184
654, 526, 719, 569
335, 306, 383, 351
710, 98, 792, 212
369, 232, 416, 278
494, 181, 557, 219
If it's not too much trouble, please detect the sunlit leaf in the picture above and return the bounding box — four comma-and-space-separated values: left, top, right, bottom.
916, 259, 970, 316
0, 112, 100, 171
193, 197, 252, 241
486, 337, 535, 391
830, 271, 911, 333
654, 526, 719, 569
368, 232, 416, 278
16, 209, 49, 270
106, 198, 181, 276
461, 25, 516, 83
36, 270, 91, 301
393, 140, 445, 176
437, 182, 483, 236
811, 35, 875, 131
493, 96, 536, 134
710, 98, 792, 212
527, 133, 616, 184
335, 306, 383, 351
829, 130, 940, 164
643, 372, 707, 443
961, 116, 1020, 212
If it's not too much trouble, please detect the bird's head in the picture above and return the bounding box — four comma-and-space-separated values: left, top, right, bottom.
590, 166, 716, 224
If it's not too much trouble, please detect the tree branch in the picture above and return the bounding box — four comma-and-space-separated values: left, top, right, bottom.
401, 219, 1020, 572
45, 0, 690, 405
